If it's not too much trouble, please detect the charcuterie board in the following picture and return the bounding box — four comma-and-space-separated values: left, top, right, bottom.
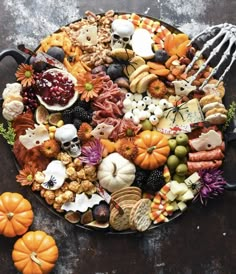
1, 10, 236, 233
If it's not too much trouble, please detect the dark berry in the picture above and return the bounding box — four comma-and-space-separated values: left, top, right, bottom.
144, 168, 165, 193
72, 106, 92, 122
62, 109, 73, 124
46, 46, 65, 63
29, 56, 47, 72
153, 50, 169, 64
133, 167, 150, 189
76, 100, 91, 110
73, 118, 82, 129
106, 63, 124, 80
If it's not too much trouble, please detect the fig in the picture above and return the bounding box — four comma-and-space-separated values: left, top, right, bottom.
46, 46, 65, 63
153, 49, 169, 64
64, 211, 81, 224
35, 105, 49, 124
106, 63, 124, 80
92, 202, 110, 223
80, 209, 94, 225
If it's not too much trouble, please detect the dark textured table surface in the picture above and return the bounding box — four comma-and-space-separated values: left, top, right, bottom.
1, 1, 236, 274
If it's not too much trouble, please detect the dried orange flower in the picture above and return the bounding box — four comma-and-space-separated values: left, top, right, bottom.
78, 122, 93, 142
75, 72, 103, 102
116, 138, 138, 161
16, 165, 37, 186
40, 139, 61, 158
15, 63, 35, 87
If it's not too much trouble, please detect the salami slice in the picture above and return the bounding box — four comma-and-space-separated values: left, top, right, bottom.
187, 160, 222, 174
188, 148, 224, 162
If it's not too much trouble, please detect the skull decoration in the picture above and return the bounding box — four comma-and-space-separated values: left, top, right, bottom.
111, 19, 135, 49
55, 124, 81, 157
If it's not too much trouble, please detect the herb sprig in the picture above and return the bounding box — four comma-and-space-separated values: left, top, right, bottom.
0, 122, 15, 145
223, 101, 236, 131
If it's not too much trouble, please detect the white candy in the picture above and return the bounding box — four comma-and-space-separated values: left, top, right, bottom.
125, 93, 134, 100
151, 98, 161, 106
154, 106, 163, 118
149, 115, 159, 125
139, 110, 149, 120
137, 100, 146, 110
159, 99, 170, 110
132, 101, 137, 109
132, 108, 141, 117
133, 93, 143, 101
124, 112, 134, 120
144, 110, 151, 118
123, 98, 133, 110
148, 103, 156, 113
132, 116, 140, 125
143, 96, 152, 105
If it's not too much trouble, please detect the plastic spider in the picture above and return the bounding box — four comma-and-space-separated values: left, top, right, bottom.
164, 100, 189, 124
44, 175, 57, 189
112, 48, 137, 76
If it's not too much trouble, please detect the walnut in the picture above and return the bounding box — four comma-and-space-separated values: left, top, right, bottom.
57, 152, 72, 165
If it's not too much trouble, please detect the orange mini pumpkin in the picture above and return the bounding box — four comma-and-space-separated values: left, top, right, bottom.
0, 192, 34, 237
134, 130, 170, 170
12, 230, 59, 274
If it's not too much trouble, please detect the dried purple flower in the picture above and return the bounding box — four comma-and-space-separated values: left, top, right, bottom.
79, 138, 103, 165
197, 169, 227, 205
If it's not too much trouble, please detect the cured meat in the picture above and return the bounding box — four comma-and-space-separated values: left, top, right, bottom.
187, 160, 222, 174
188, 148, 224, 162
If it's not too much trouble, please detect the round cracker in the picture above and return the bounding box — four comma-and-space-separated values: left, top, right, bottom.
111, 193, 141, 210
199, 94, 222, 106
205, 107, 227, 117
202, 102, 225, 113
111, 186, 142, 198
129, 199, 143, 230
132, 199, 152, 232
205, 113, 227, 125
110, 204, 133, 231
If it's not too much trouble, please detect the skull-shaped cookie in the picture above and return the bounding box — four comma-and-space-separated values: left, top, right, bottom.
55, 124, 81, 157
111, 19, 135, 49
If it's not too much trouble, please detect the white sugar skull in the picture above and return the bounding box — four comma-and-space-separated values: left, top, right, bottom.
111, 19, 135, 49
55, 124, 81, 157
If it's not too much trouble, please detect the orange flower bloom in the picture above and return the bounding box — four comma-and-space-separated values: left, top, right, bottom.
75, 72, 103, 102
15, 63, 35, 87
16, 165, 37, 186
77, 122, 93, 142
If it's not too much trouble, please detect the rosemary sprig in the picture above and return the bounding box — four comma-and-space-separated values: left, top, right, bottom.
0, 121, 16, 145
223, 101, 236, 131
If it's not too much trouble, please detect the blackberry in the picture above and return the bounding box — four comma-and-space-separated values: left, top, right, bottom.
73, 118, 83, 129
133, 167, 150, 189
144, 168, 165, 193
62, 109, 73, 124
76, 100, 91, 110
72, 106, 92, 122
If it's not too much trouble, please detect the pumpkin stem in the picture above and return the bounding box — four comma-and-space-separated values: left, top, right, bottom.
147, 146, 156, 154
30, 252, 42, 266
7, 212, 14, 220
112, 163, 117, 176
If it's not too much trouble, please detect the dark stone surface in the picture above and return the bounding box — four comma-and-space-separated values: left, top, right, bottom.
1, 1, 236, 274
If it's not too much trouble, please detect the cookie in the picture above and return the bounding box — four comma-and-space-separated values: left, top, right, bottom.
199, 94, 222, 107
130, 71, 149, 93
111, 186, 142, 199
111, 48, 134, 60
202, 102, 225, 113
205, 113, 227, 125
208, 79, 225, 98
132, 198, 152, 232
205, 107, 227, 117
129, 64, 150, 82
110, 193, 141, 210
136, 73, 158, 94
124, 56, 146, 78
109, 204, 133, 231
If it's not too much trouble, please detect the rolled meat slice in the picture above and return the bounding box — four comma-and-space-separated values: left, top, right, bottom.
188, 148, 224, 162
187, 160, 222, 174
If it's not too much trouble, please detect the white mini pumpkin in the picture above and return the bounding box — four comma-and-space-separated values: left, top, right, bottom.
97, 152, 136, 193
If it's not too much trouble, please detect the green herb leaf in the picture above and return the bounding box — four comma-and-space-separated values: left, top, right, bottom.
223, 101, 236, 131
0, 122, 16, 145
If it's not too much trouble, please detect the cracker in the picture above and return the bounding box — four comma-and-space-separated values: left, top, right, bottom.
111, 186, 141, 198
110, 204, 133, 231
132, 198, 152, 232
110, 193, 141, 210
205, 107, 227, 117
129, 199, 143, 230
